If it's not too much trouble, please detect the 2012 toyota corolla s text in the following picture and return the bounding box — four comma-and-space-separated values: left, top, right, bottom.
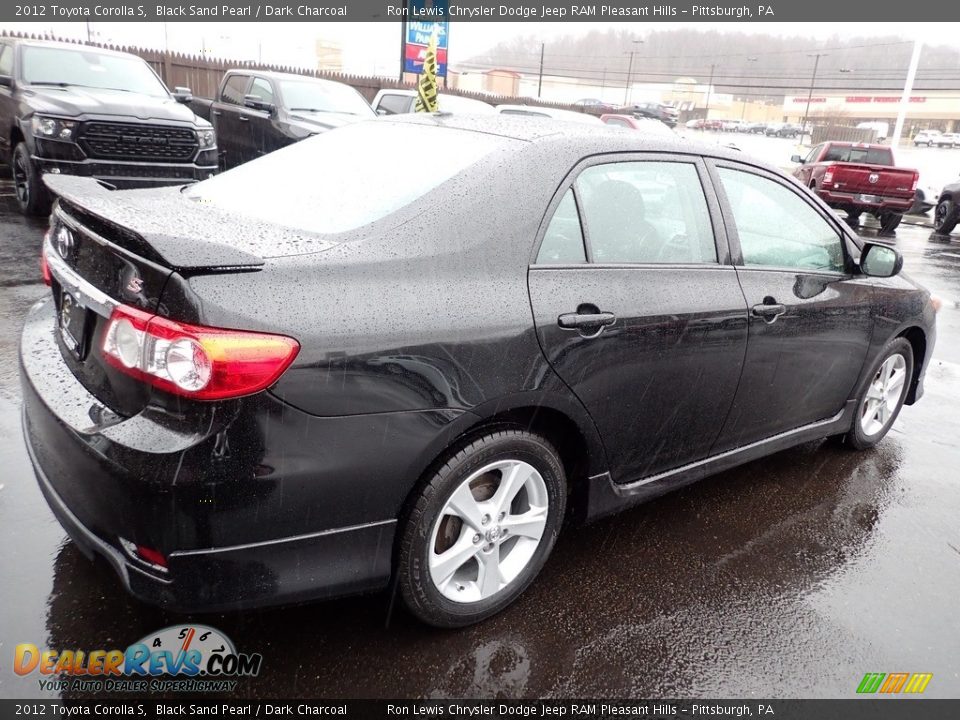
20, 116, 937, 627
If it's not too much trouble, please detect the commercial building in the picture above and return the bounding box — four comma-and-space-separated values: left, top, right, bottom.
782, 91, 960, 133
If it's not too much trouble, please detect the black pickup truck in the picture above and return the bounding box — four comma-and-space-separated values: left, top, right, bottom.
190, 69, 375, 170
0, 38, 217, 215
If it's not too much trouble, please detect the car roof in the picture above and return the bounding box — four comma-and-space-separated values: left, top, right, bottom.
227, 69, 352, 87
383, 113, 746, 161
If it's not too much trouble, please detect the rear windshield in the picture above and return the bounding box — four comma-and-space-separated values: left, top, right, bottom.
184, 122, 509, 234
821, 145, 893, 165
21, 45, 168, 98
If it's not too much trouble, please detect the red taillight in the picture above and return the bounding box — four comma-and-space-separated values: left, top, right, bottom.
911, 173, 919, 192
822, 165, 835, 185
41, 230, 52, 286
102, 304, 300, 401
136, 545, 168, 569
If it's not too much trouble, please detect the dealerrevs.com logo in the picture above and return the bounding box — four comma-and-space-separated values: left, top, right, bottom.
14, 625, 262, 693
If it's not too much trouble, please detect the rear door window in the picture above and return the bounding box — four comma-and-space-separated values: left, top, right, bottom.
575, 161, 717, 264
0, 45, 12, 76
221, 75, 250, 105
537, 190, 586, 264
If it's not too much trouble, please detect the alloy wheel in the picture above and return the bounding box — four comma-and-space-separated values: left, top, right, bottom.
859, 353, 907, 436
428, 459, 549, 603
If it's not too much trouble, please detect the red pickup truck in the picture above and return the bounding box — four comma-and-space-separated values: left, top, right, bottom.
792, 142, 918, 234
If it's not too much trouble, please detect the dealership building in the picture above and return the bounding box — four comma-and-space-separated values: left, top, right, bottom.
782, 91, 960, 133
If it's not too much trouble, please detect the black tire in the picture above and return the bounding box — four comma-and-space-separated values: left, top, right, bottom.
841, 338, 913, 451
398, 429, 566, 628
845, 209, 862, 227
12, 142, 50, 216
878, 211, 902, 235
934, 199, 958, 235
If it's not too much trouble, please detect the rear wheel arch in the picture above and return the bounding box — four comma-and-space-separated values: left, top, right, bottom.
397, 400, 605, 536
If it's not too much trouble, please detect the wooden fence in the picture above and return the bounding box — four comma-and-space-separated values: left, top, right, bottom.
0, 30, 582, 112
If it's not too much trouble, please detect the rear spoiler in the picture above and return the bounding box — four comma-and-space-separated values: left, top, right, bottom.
44, 175, 265, 272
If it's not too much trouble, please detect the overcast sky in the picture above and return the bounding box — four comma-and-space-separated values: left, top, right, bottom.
2, 21, 958, 76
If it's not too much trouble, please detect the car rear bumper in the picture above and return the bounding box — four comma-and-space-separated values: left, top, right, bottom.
19, 298, 458, 612
34, 155, 217, 189
25, 428, 395, 613
816, 189, 914, 213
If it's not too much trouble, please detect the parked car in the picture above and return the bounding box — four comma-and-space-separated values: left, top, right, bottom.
573, 98, 616, 113
600, 113, 674, 136
0, 38, 217, 216
792, 141, 919, 234
496, 104, 602, 125
932, 133, 960, 148
372, 89, 496, 116
744, 121, 769, 134
190, 70, 374, 171
685, 118, 705, 129
26, 118, 936, 627
765, 122, 801, 138
913, 130, 941, 147
934, 180, 960, 236
721, 119, 744, 132
621, 101, 677, 128
911, 181, 940, 215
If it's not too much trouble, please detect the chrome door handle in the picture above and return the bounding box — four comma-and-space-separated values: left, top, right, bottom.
558, 311, 616, 329
752, 303, 786, 323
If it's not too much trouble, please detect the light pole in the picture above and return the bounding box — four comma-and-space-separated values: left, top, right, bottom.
801, 52, 828, 142
739, 57, 757, 120
623, 39, 644, 106
703, 63, 717, 120
537, 43, 545, 98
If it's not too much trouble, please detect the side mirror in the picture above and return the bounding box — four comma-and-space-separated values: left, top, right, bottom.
244, 94, 275, 113
860, 242, 903, 278
0, 75, 12, 88
172, 86, 193, 103
791, 154, 804, 164
375, 107, 388, 115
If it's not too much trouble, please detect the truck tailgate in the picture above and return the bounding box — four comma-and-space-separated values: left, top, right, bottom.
828, 164, 917, 199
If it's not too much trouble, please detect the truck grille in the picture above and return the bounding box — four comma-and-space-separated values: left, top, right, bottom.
79, 122, 198, 162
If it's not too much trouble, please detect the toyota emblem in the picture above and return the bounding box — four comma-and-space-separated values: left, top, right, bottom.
55, 225, 75, 260
868, 173, 880, 184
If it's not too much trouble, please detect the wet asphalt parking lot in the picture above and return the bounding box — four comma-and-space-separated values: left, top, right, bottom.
0, 147, 958, 699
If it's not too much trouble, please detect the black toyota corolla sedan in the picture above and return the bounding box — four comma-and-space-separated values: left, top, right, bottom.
22, 115, 937, 627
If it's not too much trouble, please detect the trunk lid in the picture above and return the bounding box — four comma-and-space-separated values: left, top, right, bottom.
43, 176, 282, 417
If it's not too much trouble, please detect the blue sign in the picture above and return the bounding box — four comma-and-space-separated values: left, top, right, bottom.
402, 1, 449, 77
